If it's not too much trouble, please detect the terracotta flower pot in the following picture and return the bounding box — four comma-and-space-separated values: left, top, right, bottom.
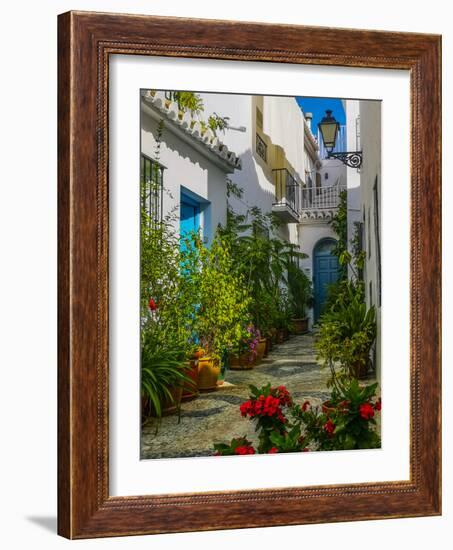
351, 358, 369, 379
197, 356, 221, 391
256, 338, 267, 361
192, 348, 205, 360
228, 352, 254, 370
276, 329, 286, 344
161, 385, 183, 416
182, 360, 199, 401
291, 318, 309, 334
264, 335, 273, 355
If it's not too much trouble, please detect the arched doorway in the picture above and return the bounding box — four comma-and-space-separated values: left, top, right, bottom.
313, 238, 340, 322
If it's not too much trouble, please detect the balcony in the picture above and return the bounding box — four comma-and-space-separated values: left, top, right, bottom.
272, 168, 300, 223
300, 184, 345, 223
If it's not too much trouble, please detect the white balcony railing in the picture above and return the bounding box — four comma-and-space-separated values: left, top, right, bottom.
301, 184, 344, 211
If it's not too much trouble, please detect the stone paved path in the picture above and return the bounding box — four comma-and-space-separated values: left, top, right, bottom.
141, 333, 337, 459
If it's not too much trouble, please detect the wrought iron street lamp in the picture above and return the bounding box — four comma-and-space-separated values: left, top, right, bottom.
318, 110, 363, 169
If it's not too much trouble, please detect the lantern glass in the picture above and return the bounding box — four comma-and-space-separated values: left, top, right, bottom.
318, 110, 339, 151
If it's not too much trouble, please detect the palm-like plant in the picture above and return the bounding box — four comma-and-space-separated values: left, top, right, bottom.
141, 331, 192, 419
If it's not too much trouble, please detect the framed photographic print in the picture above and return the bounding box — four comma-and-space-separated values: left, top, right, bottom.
58, 11, 441, 538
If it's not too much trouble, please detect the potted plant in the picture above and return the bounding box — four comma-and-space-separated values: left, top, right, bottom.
141, 332, 192, 420
288, 264, 313, 334
315, 295, 376, 381
181, 346, 206, 400
195, 231, 251, 388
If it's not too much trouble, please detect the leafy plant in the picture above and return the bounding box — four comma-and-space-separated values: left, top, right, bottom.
213, 382, 380, 455
330, 189, 348, 279
287, 260, 313, 319
292, 378, 381, 450
214, 437, 256, 456
315, 295, 376, 382
195, 230, 251, 360
141, 332, 192, 420
218, 207, 307, 333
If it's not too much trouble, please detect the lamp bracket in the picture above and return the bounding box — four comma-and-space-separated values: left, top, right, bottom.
327, 151, 363, 169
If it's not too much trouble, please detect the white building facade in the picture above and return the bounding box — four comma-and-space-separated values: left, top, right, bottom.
141, 91, 353, 330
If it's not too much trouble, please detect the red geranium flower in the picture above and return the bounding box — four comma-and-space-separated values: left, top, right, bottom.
235, 445, 255, 455
240, 400, 254, 417
359, 402, 375, 420
275, 385, 293, 406
374, 398, 382, 411
324, 419, 335, 435
268, 447, 278, 454
301, 400, 310, 412
148, 298, 157, 311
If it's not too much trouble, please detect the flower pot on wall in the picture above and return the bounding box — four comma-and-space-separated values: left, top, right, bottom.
197, 356, 221, 391
228, 352, 254, 370
291, 318, 309, 334
351, 358, 369, 379
161, 385, 184, 416
256, 338, 267, 361
182, 360, 199, 401
264, 336, 272, 356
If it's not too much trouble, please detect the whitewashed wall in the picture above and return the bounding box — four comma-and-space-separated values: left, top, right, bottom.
141, 107, 230, 242
199, 92, 287, 224
345, 100, 363, 248
359, 100, 382, 377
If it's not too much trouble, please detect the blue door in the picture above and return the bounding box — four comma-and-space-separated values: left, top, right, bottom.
313, 239, 339, 322
180, 193, 201, 252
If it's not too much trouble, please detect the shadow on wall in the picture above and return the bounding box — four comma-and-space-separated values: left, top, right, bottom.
225, 147, 299, 247
144, 114, 309, 254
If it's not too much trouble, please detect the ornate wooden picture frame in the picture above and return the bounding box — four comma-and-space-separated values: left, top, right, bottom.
58, 11, 441, 539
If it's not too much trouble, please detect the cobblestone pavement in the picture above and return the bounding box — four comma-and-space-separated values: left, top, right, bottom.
141, 333, 338, 460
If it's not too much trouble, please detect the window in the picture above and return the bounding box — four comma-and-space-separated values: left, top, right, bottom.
140, 154, 164, 224
256, 133, 267, 162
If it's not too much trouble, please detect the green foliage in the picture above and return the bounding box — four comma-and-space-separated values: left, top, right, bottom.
269, 424, 307, 453
195, 230, 251, 360
293, 378, 381, 451
218, 207, 308, 333
141, 333, 192, 419
213, 382, 380, 455
330, 189, 348, 279
171, 91, 204, 115
287, 259, 313, 319
319, 192, 376, 383
213, 437, 255, 456
162, 91, 229, 136
315, 294, 376, 382
208, 112, 229, 134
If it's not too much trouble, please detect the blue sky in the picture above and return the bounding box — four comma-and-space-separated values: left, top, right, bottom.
296, 97, 345, 133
